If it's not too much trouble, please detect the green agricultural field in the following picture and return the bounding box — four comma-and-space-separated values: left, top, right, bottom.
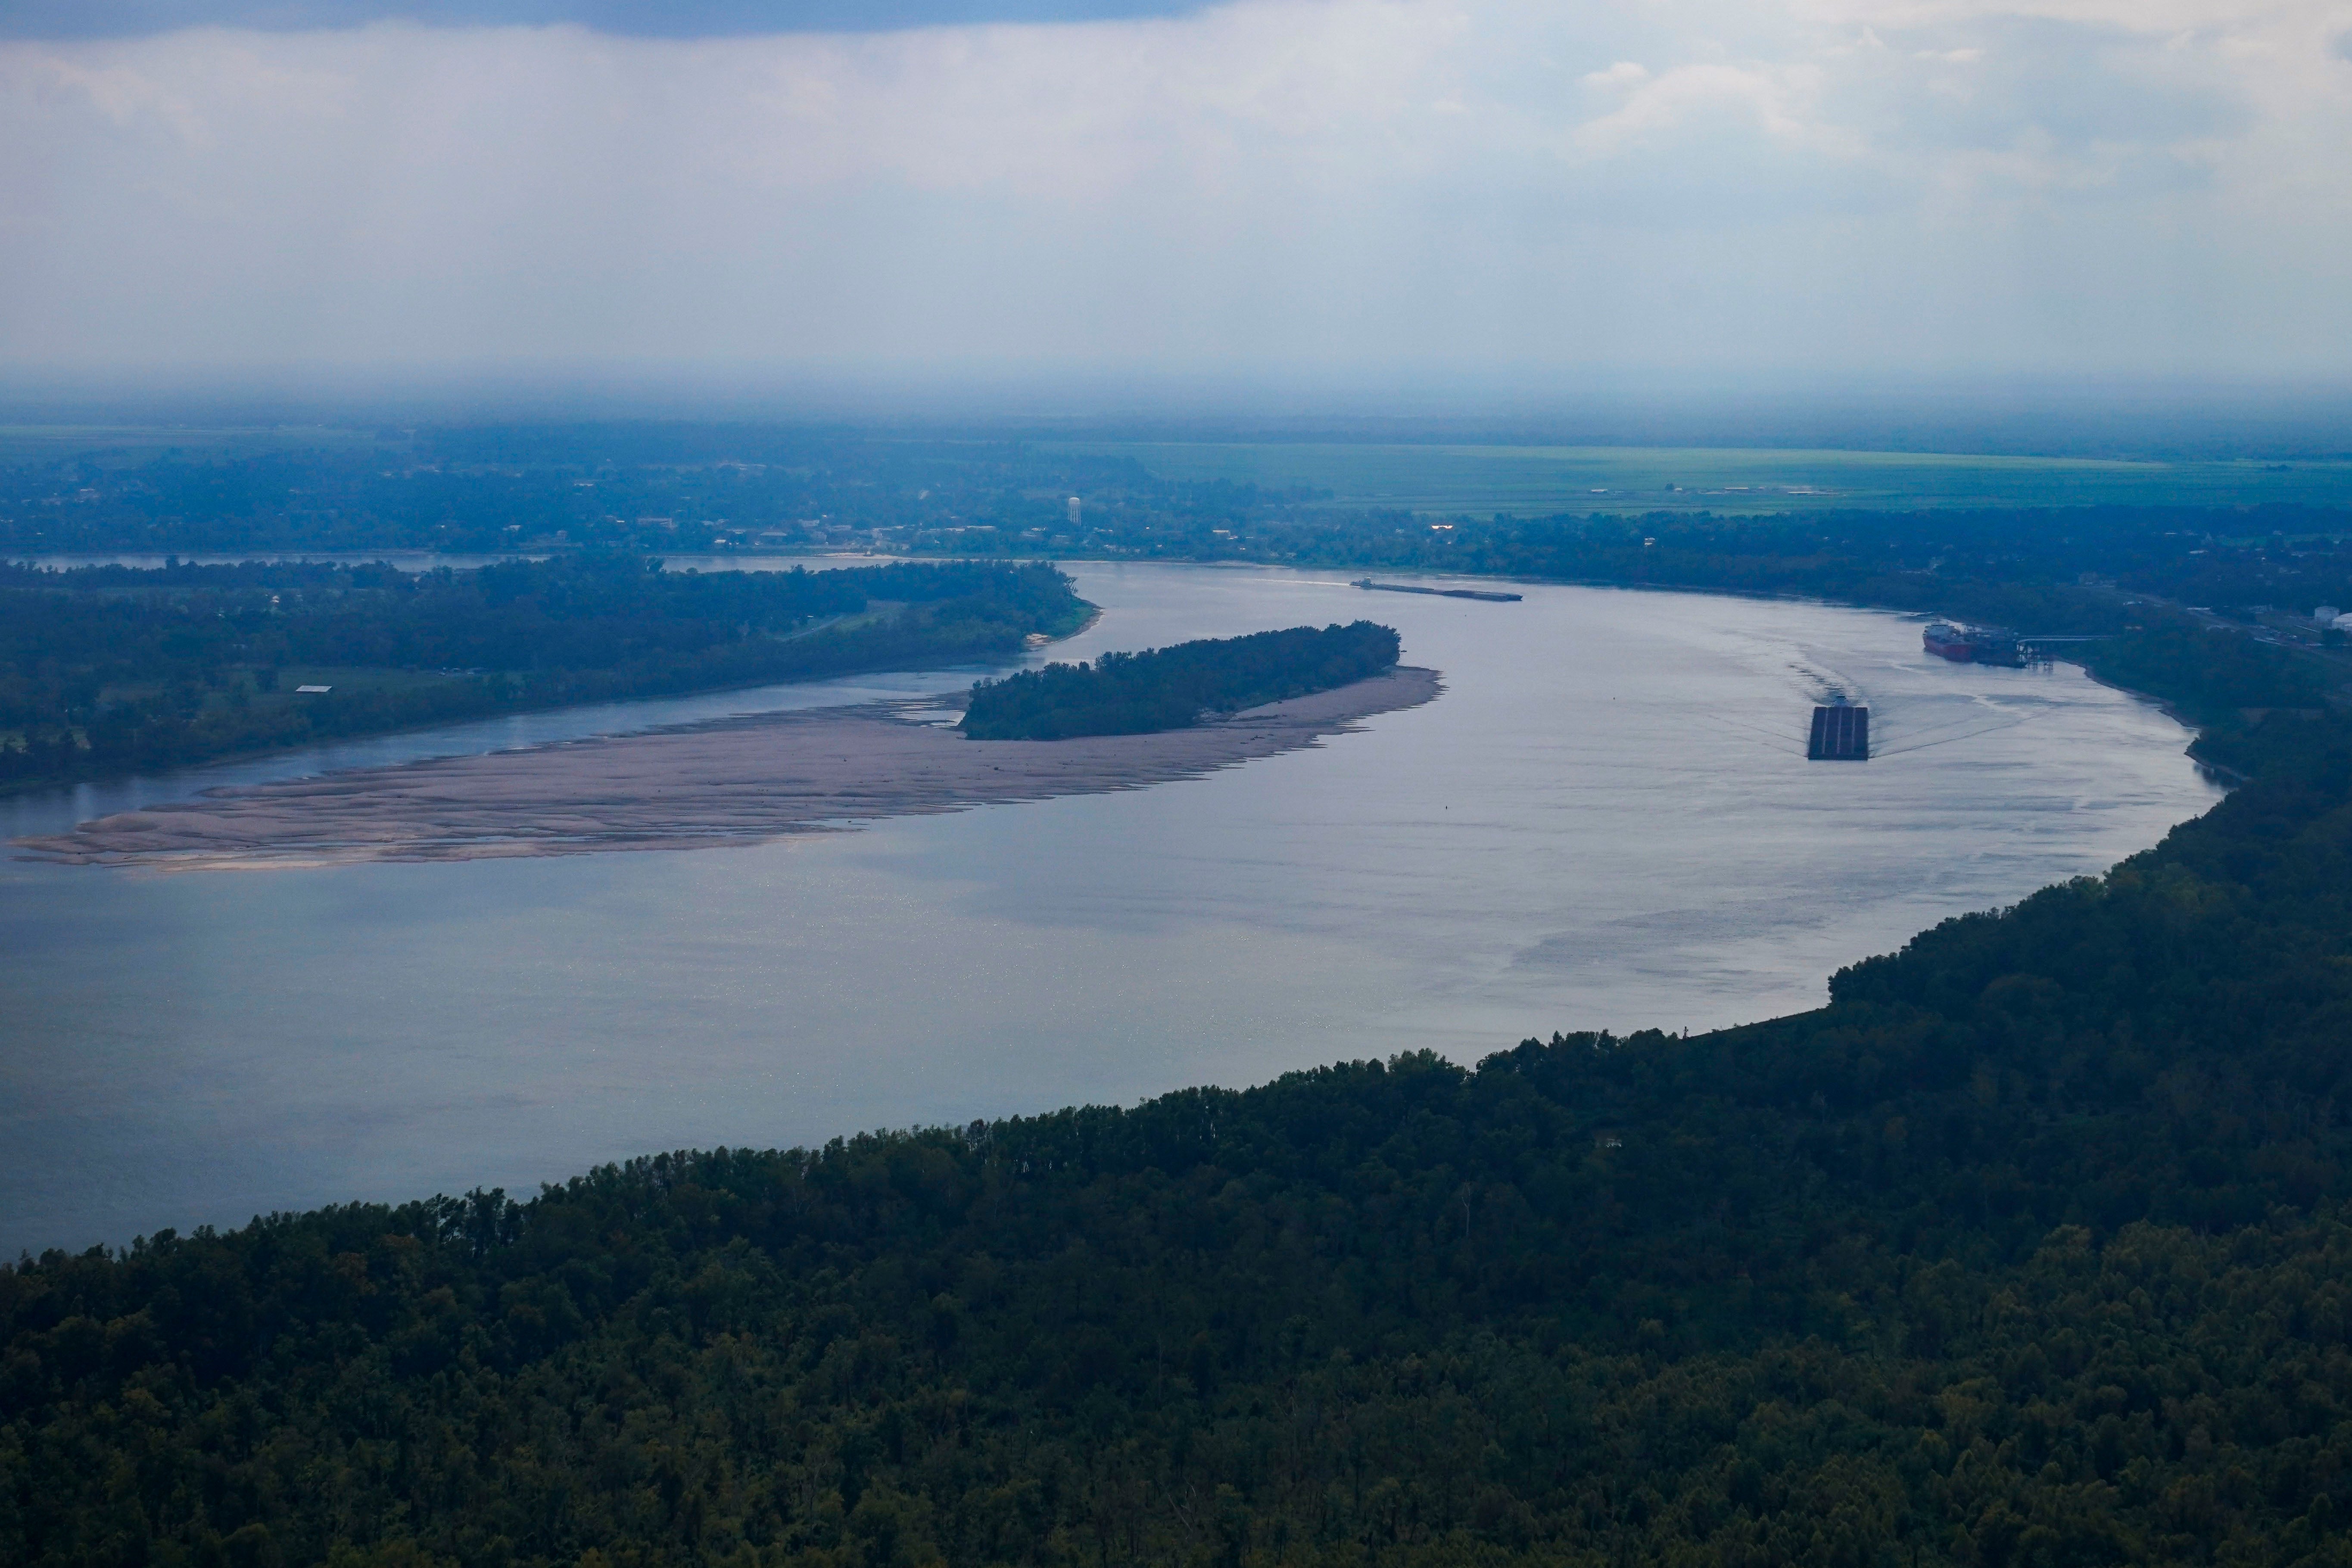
1045, 441, 2352, 515
0, 424, 399, 467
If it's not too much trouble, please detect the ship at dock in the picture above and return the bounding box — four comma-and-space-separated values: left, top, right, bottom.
1923, 621, 2023, 667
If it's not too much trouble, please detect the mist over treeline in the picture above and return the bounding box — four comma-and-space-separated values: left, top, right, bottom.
9, 422, 2352, 623
6, 383, 2352, 460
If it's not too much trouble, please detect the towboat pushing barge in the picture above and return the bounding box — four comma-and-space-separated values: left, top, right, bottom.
1808, 703, 1869, 761
1354, 579, 1523, 603
1923, 621, 2023, 667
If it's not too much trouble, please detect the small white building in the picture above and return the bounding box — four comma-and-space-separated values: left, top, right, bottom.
2318, 606, 2342, 625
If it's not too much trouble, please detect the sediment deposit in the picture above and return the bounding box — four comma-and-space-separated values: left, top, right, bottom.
16, 667, 1440, 870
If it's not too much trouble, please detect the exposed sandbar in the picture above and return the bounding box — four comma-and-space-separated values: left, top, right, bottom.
16, 667, 1441, 871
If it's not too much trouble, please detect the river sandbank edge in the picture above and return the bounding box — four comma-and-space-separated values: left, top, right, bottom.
14, 667, 1442, 871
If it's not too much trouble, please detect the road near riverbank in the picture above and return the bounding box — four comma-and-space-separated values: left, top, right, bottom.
14, 667, 1442, 870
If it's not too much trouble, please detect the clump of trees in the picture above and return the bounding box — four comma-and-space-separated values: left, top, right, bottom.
0, 557, 1088, 788
2081, 618, 2329, 725
960, 620, 1400, 740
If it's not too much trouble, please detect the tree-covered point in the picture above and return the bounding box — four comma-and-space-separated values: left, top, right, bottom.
11, 686, 2352, 1567
0, 556, 1088, 789
960, 621, 1401, 741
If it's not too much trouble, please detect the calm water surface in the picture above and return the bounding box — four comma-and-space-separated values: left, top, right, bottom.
0, 564, 2220, 1253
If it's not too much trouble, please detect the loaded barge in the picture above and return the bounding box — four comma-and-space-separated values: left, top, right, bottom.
1808, 703, 1870, 761
1353, 579, 1523, 603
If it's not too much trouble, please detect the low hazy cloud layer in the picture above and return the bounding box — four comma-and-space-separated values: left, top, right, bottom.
3, 0, 2349, 385
0, 0, 1200, 41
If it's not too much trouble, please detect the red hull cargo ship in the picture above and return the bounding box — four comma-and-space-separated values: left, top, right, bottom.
1923, 621, 2023, 666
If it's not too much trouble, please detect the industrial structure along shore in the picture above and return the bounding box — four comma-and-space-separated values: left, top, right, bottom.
15, 668, 1441, 871
1923, 621, 2022, 665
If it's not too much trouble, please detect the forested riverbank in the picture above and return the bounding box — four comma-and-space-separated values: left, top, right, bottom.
5, 579, 2352, 1567
0, 557, 1088, 789
9, 428, 2349, 1566
17, 424, 2352, 718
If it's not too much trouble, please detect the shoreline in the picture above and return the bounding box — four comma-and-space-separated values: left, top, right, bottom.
14, 667, 1442, 872
0, 588, 1107, 801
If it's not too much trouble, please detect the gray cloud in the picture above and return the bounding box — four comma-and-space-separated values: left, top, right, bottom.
1853, 18, 2247, 153
1, 0, 2347, 383
0, 0, 1199, 40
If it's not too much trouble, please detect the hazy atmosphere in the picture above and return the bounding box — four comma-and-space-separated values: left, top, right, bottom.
6, 0, 2352, 385
18, 1, 2352, 1563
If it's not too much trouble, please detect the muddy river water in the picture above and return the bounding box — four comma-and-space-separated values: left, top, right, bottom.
0, 561, 2221, 1252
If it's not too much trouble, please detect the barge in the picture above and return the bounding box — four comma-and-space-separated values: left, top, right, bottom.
1353, 579, 1523, 603
1808, 704, 1870, 761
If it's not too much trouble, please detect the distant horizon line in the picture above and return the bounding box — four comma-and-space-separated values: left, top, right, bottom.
0, 0, 1211, 43
6, 372, 2352, 463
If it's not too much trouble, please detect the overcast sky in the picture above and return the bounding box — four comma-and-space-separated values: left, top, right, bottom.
3, 0, 2349, 393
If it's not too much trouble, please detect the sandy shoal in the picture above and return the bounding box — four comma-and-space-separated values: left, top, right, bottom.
15, 667, 1442, 871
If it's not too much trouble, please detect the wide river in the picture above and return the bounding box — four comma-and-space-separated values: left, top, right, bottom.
1, 561, 2220, 1254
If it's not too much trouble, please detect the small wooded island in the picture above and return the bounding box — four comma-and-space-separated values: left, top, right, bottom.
961, 620, 1401, 739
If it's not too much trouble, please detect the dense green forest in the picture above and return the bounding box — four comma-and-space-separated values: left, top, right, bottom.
0, 557, 1086, 787
8, 608, 2352, 1567
960, 623, 1400, 741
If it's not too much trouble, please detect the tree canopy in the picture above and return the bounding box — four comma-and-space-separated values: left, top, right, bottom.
0, 557, 1088, 788
9, 623, 2352, 1568
960, 622, 1400, 741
